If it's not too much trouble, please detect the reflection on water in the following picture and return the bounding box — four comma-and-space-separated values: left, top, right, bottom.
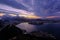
16, 22, 37, 33
16, 23, 60, 33
16, 23, 60, 39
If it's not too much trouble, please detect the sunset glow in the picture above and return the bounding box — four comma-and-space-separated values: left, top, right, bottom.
46, 16, 60, 18
9, 14, 17, 16
19, 12, 41, 19
0, 13, 5, 16
19, 14, 41, 19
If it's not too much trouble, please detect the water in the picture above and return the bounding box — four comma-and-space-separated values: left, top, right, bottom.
16, 22, 37, 33
16, 23, 60, 39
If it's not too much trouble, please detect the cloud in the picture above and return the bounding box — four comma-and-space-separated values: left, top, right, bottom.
15, 0, 34, 12
0, 4, 26, 12
0, 0, 60, 18
32, 0, 60, 17
46, 16, 60, 18
0, 0, 27, 10
0, 4, 41, 19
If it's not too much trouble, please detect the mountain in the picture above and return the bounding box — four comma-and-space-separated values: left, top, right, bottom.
0, 9, 60, 26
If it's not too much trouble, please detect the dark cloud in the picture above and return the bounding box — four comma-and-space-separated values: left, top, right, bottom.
0, 0, 60, 17
0, 0, 27, 10
33, 0, 60, 16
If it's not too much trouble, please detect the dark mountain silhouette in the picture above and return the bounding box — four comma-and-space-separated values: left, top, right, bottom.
0, 24, 56, 40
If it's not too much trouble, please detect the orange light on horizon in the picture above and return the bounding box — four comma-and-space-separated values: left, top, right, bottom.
18, 11, 41, 19
9, 14, 17, 16
19, 14, 41, 19
0, 13, 5, 16
24, 15, 41, 19
46, 16, 60, 18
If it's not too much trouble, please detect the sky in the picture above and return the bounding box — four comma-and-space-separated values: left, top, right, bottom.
0, 0, 60, 34
0, 0, 60, 18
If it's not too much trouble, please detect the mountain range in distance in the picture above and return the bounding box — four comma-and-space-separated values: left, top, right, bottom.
0, 9, 60, 25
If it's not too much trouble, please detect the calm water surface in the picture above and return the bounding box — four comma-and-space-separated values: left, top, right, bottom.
16, 23, 60, 39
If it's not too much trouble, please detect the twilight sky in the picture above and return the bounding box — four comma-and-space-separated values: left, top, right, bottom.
0, 0, 60, 18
